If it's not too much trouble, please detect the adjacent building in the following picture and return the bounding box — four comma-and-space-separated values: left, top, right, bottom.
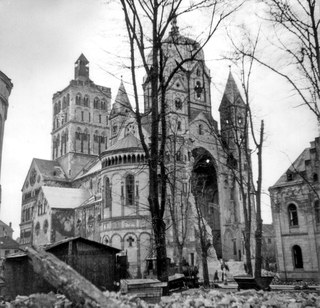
0, 70, 13, 213
270, 136, 320, 282
20, 20, 253, 277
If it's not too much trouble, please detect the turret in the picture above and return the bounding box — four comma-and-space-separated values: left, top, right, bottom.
74, 54, 89, 81
219, 71, 247, 149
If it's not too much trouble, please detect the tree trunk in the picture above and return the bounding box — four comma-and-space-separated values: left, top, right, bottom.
153, 216, 168, 283
176, 244, 184, 273
244, 227, 253, 276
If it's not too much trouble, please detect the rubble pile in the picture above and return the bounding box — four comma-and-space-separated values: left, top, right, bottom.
0, 293, 73, 308
1, 289, 320, 307
157, 289, 320, 308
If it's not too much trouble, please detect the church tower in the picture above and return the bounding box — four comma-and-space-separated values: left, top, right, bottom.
51, 54, 111, 178
109, 80, 132, 145
219, 71, 247, 152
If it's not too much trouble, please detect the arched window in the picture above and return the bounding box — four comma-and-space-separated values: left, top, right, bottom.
175, 98, 182, 110
288, 203, 299, 226
315, 200, 320, 224
126, 174, 135, 206
292, 245, 303, 268
176, 151, 181, 161
76, 93, 81, 105
195, 81, 202, 99
177, 121, 182, 131
94, 97, 100, 109
101, 100, 106, 110
105, 177, 112, 208
83, 95, 89, 107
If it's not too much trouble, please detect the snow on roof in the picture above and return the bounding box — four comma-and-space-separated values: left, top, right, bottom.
42, 186, 90, 209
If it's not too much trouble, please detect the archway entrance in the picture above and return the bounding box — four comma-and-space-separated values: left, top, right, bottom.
191, 148, 222, 258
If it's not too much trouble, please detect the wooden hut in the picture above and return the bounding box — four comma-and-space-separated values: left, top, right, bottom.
45, 236, 121, 290
4, 237, 120, 299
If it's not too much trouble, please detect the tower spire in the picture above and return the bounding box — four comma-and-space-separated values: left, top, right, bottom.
74, 54, 89, 81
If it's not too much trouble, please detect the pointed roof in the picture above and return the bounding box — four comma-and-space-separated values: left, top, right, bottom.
33, 158, 68, 181
110, 80, 132, 117
41, 186, 90, 209
103, 134, 142, 154
219, 71, 244, 111
75, 53, 89, 64
270, 148, 310, 188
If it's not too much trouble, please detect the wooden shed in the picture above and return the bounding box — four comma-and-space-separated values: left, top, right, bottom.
4, 237, 121, 299
45, 236, 121, 291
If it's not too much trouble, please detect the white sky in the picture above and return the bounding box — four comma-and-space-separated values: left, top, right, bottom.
0, 0, 317, 238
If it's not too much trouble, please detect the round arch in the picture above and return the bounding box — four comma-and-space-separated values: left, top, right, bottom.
191, 147, 221, 258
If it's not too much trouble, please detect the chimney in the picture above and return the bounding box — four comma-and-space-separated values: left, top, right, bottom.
9, 222, 12, 228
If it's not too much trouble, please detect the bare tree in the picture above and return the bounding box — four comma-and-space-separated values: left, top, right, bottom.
118, 0, 242, 282
222, 29, 265, 280
255, 0, 319, 118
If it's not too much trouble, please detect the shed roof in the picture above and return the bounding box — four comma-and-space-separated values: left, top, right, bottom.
42, 186, 90, 209
45, 236, 121, 253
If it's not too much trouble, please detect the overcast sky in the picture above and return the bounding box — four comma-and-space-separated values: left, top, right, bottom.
0, 0, 317, 237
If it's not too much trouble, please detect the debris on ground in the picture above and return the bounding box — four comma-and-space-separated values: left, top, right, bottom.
1, 288, 320, 308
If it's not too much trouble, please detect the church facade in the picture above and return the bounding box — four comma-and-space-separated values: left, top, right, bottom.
20, 22, 251, 277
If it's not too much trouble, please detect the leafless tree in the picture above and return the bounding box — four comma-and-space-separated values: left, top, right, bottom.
118, 0, 243, 282
256, 0, 319, 118
223, 29, 265, 280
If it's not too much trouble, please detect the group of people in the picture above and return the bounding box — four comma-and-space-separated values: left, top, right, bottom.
213, 260, 230, 284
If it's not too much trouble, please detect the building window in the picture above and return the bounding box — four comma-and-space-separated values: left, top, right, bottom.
176, 151, 181, 161
292, 245, 303, 268
35, 222, 40, 236
288, 203, 298, 227
195, 81, 202, 99
81, 111, 84, 121
175, 98, 182, 110
199, 124, 203, 135
83, 95, 89, 107
315, 200, 320, 224
94, 97, 100, 109
43, 219, 48, 234
99, 114, 102, 123
105, 177, 112, 208
287, 172, 293, 181
126, 174, 135, 205
313, 173, 318, 182
76, 93, 81, 105
177, 121, 181, 131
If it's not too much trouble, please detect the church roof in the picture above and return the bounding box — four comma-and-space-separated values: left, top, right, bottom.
41, 186, 90, 209
75, 53, 89, 64
104, 134, 142, 154
110, 81, 132, 118
73, 157, 101, 180
33, 158, 68, 182
219, 72, 245, 111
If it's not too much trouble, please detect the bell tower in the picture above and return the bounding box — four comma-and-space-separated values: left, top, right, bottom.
51, 54, 111, 178
219, 71, 247, 151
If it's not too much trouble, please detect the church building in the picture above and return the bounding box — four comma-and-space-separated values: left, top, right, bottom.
19, 21, 252, 277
